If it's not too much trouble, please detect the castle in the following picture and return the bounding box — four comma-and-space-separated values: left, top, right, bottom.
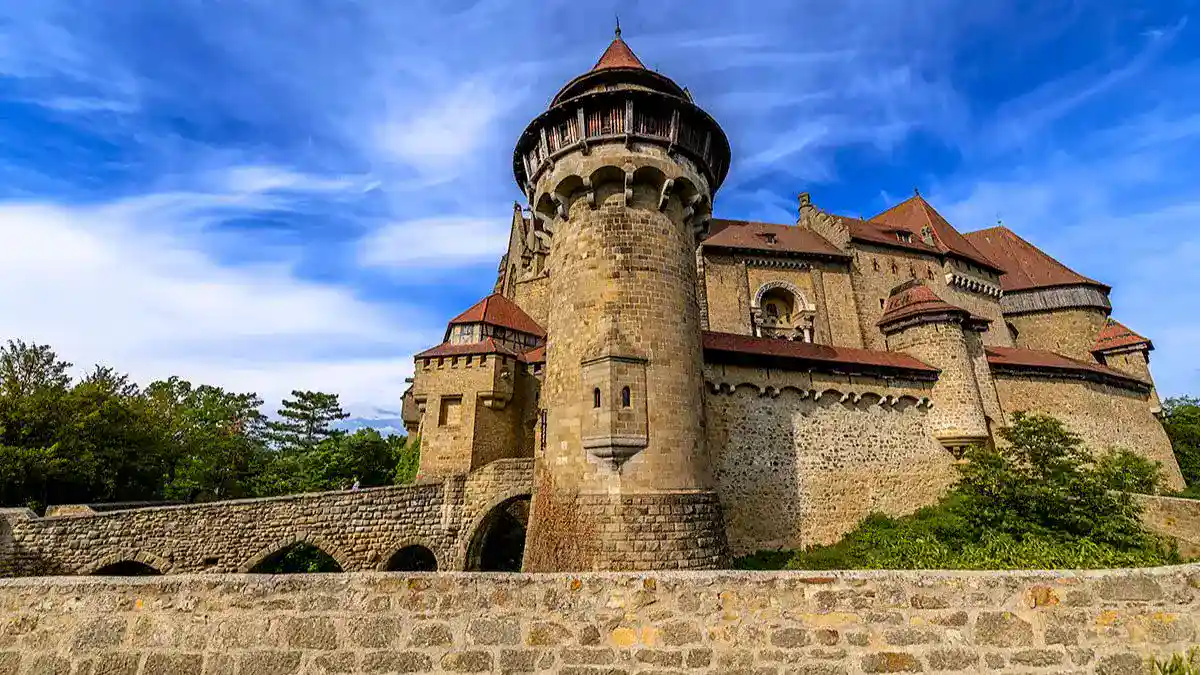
402, 29, 1184, 570
0, 31, 1186, 579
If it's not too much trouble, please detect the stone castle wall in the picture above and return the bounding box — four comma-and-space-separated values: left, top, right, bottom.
1008, 307, 1110, 362
0, 459, 534, 577
704, 365, 953, 553
1, 565, 1196, 674
992, 374, 1185, 489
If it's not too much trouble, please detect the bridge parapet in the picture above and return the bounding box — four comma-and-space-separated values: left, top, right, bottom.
1, 459, 534, 577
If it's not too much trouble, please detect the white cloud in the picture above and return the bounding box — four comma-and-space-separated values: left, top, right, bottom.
0, 188, 438, 413
358, 216, 510, 269
375, 80, 509, 175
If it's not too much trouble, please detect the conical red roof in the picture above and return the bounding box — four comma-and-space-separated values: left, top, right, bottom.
448, 293, 546, 338
592, 36, 646, 71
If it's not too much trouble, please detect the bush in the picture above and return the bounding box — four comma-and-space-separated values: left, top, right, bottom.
733, 412, 1179, 571
1095, 448, 1165, 495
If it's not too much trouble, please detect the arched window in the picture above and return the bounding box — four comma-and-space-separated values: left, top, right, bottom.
593, 388, 601, 408
621, 387, 631, 408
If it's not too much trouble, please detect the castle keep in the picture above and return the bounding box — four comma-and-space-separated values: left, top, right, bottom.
405, 31, 1183, 567
0, 31, 1185, 579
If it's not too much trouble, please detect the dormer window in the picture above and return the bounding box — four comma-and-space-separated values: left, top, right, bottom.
759, 232, 777, 245
895, 231, 913, 243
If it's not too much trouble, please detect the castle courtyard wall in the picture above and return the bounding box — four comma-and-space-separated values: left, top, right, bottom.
699, 253, 752, 335
991, 374, 1185, 489
0, 565, 1195, 674
704, 365, 955, 554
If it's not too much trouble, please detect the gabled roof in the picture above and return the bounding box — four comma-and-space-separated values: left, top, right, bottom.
703, 219, 849, 259
843, 215, 943, 256
702, 331, 939, 379
962, 226, 1110, 293
869, 195, 1004, 273
1093, 319, 1152, 353
415, 338, 526, 361
448, 294, 546, 338
592, 35, 646, 71
985, 346, 1149, 391
877, 281, 988, 328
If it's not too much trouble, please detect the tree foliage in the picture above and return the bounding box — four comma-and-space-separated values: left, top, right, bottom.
1163, 396, 1200, 489
0, 340, 419, 512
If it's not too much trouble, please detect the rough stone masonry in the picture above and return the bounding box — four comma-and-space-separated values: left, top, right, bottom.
0, 564, 1197, 674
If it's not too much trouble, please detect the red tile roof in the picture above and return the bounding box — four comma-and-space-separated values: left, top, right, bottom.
877, 281, 987, 327
869, 195, 1004, 273
702, 331, 938, 378
985, 346, 1149, 390
523, 346, 546, 364
962, 226, 1109, 293
843, 215, 942, 256
448, 294, 546, 338
703, 219, 849, 258
592, 36, 646, 71
1092, 319, 1152, 353
415, 338, 525, 361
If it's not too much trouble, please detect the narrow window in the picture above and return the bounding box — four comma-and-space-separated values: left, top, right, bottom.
879, 298, 886, 310
593, 388, 601, 408
621, 387, 631, 408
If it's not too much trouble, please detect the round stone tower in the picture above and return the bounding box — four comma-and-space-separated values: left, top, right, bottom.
513, 28, 731, 571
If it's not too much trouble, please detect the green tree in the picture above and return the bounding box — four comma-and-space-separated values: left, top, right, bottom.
1163, 396, 1200, 488
957, 412, 1149, 549
1095, 448, 1165, 495
146, 377, 269, 502
394, 434, 420, 485
266, 390, 349, 452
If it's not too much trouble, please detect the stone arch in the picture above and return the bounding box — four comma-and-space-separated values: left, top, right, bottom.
378, 539, 441, 572
752, 280, 815, 312
239, 533, 353, 574
459, 488, 533, 572
80, 549, 172, 576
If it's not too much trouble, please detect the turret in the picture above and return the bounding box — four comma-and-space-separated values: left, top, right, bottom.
515, 27, 730, 571
879, 280, 994, 454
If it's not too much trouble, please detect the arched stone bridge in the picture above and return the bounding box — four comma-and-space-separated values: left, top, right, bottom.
0, 459, 533, 577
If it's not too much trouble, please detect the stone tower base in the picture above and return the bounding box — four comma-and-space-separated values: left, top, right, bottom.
524, 480, 727, 572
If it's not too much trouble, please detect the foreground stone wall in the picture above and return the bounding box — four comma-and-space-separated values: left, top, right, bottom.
0, 565, 1196, 674
1, 459, 533, 577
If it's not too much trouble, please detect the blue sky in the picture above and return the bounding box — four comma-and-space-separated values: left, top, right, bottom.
1, 0, 1198, 420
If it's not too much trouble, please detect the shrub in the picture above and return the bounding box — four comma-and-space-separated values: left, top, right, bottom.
1095, 448, 1165, 495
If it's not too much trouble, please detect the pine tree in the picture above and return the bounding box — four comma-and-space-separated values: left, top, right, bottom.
266, 390, 349, 453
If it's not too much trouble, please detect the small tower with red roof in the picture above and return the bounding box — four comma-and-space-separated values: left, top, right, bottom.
410, 294, 546, 479
878, 280, 997, 454
512, 26, 732, 571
